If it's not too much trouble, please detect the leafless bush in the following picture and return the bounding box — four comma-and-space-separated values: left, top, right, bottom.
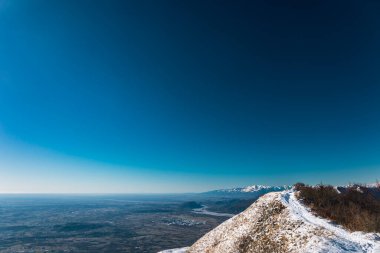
295, 183, 380, 232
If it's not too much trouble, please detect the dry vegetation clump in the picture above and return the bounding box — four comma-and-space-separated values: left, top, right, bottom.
294, 183, 380, 233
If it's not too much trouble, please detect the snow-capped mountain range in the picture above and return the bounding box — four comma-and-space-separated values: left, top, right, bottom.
201, 184, 292, 199
210, 184, 291, 193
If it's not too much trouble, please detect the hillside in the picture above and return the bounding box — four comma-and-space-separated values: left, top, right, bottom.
186, 190, 380, 253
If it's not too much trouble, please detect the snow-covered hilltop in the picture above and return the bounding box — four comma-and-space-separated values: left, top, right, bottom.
160, 185, 380, 253
186, 190, 380, 253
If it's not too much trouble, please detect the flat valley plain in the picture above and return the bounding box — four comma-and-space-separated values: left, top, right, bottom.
0, 194, 236, 253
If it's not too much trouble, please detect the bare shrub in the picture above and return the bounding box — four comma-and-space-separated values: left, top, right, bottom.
295, 183, 380, 233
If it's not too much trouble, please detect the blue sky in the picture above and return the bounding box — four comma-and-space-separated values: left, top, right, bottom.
0, 0, 380, 193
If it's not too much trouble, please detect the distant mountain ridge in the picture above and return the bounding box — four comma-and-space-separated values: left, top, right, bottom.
209, 185, 291, 193
201, 185, 291, 199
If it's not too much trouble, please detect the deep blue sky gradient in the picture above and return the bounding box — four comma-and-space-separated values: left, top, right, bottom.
0, 0, 380, 192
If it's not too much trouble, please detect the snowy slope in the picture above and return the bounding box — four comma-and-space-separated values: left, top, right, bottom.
281, 191, 380, 253
185, 190, 380, 253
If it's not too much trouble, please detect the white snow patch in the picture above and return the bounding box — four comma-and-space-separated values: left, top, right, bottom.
158, 247, 189, 253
